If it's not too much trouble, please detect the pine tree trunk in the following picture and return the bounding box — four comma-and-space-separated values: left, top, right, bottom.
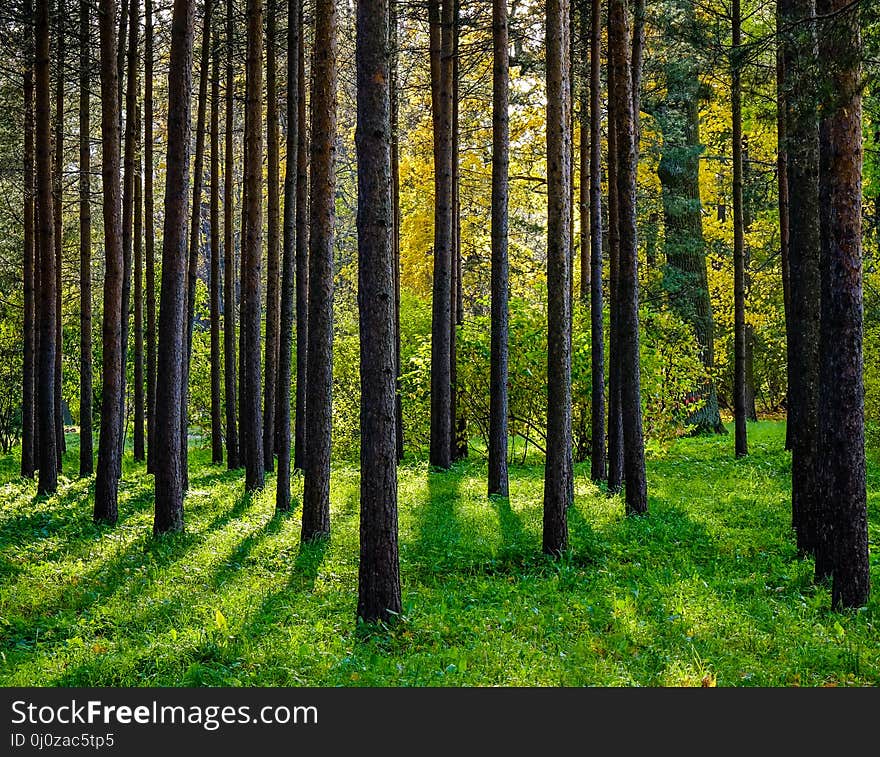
133, 104, 145, 462
488, 0, 509, 498
610, 0, 647, 515
78, 0, 92, 477
301, 0, 337, 539
223, 0, 240, 469
588, 0, 605, 483
390, 0, 404, 462
184, 0, 214, 489
293, 19, 309, 472
210, 39, 223, 466
53, 0, 65, 470
356, 0, 402, 622
428, 0, 453, 470
451, 0, 466, 462
36, 0, 59, 495
154, 0, 196, 534
242, 0, 265, 493
732, 0, 747, 458
22, 4, 36, 480
815, 0, 869, 608
543, 0, 572, 555
145, 0, 157, 473
776, 29, 792, 450
780, 0, 820, 557
119, 0, 140, 469
276, 0, 299, 512
94, 0, 123, 517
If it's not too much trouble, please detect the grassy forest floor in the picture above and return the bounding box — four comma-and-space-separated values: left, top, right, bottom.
0, 421, 878, 686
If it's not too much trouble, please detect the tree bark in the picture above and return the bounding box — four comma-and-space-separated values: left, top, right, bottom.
428, 0, 453, 470
293, 18, 309, 472
210, 37, 223, 465
779, 0, 820, 557
263, 0, 281, 472
356, 0, 402, 623
223, 0, 240, 469
133, 103, 145, 462
276, 0, 300, 512
145, 0, 157, 473
732, 0, 747, 458
36, 0, 59, 495
22, 2, 36, 480
815, 0, 869, 608
543, 0, 572, 555
242, 0, 265, 492
610, 0, 647, 514
301, 0, 337, 539
588, 0, 605, 483
94, 0, 123, 517
78, 0, 92, 477
53, 0, 65, 471
391, 0, 404, 462
183, 0, 214, 488
488, 0, 509, 498
776, 29, 792, 450
153, 0, 196, 534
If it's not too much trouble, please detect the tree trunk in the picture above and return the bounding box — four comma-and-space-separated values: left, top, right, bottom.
588, 0, 605, 483
301, 0, 336, 539
119, 0, 140, 468
242, 0, 265, 492
93, 0, 122, 517
153, 0, 196, 534
391, 0, 404, 462
776, 27, 792, 450
779, 0, 820, 558
210, 37, 223, 466
263, 0, 280, 472
488, 0, 509, 498
184, 0, 214, 489
223, 0, 240, 469
22, 3, 36, 480
78, 0, 92, 477
610, 0, 647, 515
657, 59, 725, 435
815, 0, 869, 608
133, 103, 145, 462
54, 0, 65, 470
293, 18, 309, 472
543, 0, 572, 555
145, 0, 157, 473
36, 0, 58, 495
428, 0, 453, 470
606, 26, 623, 493
732, 0, 747, 458
276, 0, 300, 512
356, 0, 402, 623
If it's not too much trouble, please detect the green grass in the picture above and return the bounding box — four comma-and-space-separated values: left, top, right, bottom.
0, 421, 877, 686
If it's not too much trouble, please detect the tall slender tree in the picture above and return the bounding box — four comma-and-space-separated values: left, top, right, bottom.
36, 0, 58, 495
779, 0, 820, 556
93, 0, 123, 518
154, 0, 197, 533
588, 0, 605, 483
276, 0, 300, 512
223, 0, 239, 469
78, 0, 92, 477
133, 103, 145, 462
53, 0, 65, 470
293, 15, 309, 472
145, 0, 157, 472
543, 0, 572, 555
184, 0, 214, 487
356, 0, 402, 622
263, 0, 281, 471
22, 0, 36, 480
732, 0, 747, 457
428, 0, 453, 470
814, 0, 869, 608
301, 0, 337, 539
242, 0, 265, 492
390, 0, 404, 462
488, 0, 509, 498
210, 35, 223, 465
610, 0, 646, 514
